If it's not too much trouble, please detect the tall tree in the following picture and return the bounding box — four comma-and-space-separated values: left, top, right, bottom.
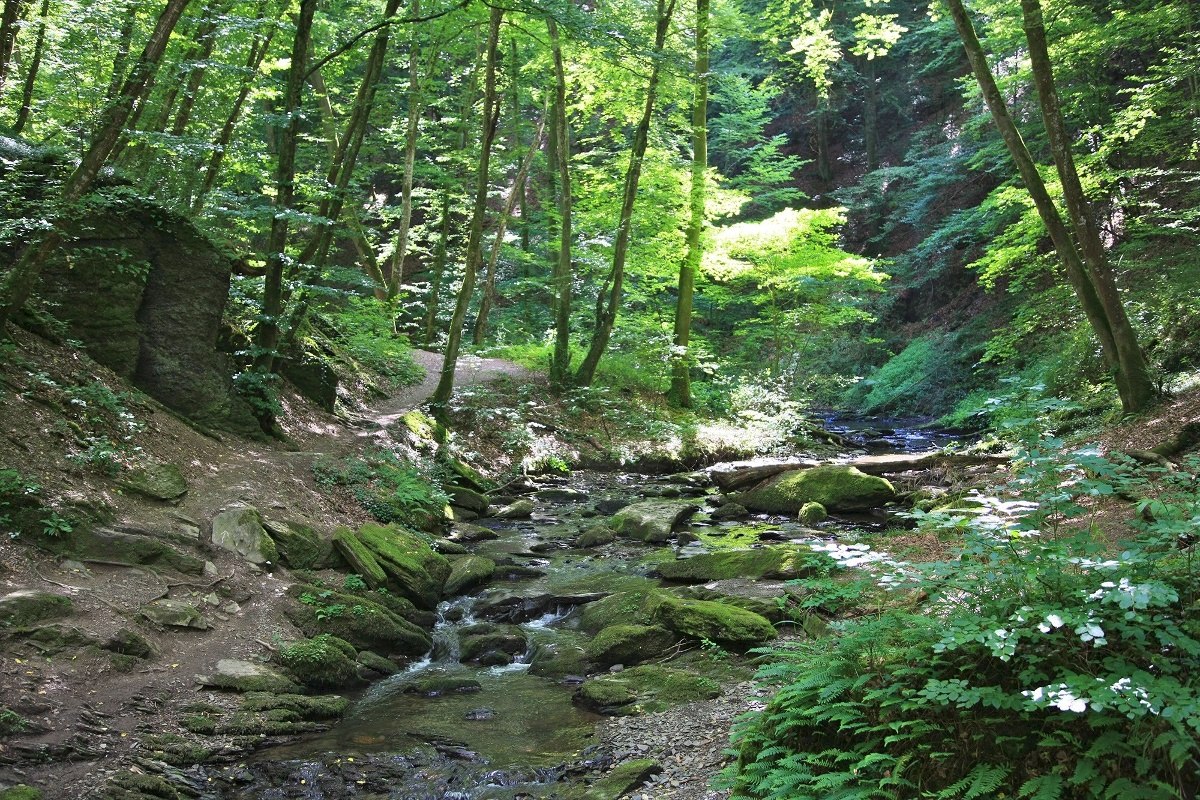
0, 0, 28, 91
431, 5, 504, 412
10, 0, 49, 133
547, 14, 573, 388
251, 0, 318, 378
945, 0, 1154, 414
574, 0, 679, 387
667, 0, 709, 408
0, 0, 194, 333
385, 0, 422, 300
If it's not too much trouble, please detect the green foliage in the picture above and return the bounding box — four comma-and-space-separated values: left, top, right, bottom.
728, 447, 1200, 800
847, 332, 970, 417
312, 448, 449, 526
342, 574, 368, 592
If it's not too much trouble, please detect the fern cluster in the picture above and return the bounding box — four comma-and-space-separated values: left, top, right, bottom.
727, 448, 1200, 799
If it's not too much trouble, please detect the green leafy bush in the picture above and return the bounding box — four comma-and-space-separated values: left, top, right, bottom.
312, 448, 449, 526
728, 448, 1200, 800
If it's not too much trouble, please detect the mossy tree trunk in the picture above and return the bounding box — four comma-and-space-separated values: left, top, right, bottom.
668, 0, 709, 409
10, 0, 49, 134
547, 15, 573, 389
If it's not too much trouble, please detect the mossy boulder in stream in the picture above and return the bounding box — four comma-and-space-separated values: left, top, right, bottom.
647, 593, 776, 649
357, 523, 450, 609
566, 759, 662, 800
737, 465, 895, 513
444, 555, 496, 595
575, 665, 720, 715
459, 623, 527, 665
655, 546, 830, 583
585, 624, 679, 668
277, 634, 362, 689
285, 584, 432, 658
610, 500, 700, 543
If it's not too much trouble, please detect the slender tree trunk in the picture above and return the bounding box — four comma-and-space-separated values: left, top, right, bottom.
473, 116, 546, 345
0, 0, 28, 91
11, 0, 48, 134
547, 16, 573, 389
815, 98, 832, 182
252, 0, 317, 377
168, 11, 222, 137
307, 63, 341, 158
423, 185, 452, 344
864, 58, 878, 171
0, 0, 193, 332
193, 6, 277, 211
386, 0, 422, 299
431, 6, 503, 412
668, 0, 709, 409
1019, 0, 1155, 413
574, 0, 679, 387
106, 8, 139, 100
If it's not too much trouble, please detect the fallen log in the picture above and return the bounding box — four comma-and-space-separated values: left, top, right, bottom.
710, 459, 819, 492
844, 452, 1011, 476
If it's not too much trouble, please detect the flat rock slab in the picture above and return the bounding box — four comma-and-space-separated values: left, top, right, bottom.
0, 590, 74, 628
493, 499, 535, 519
610, 500, 700, 543
118, 462, 188, 501
198, 659, 300, 693
140, 598, 207, 629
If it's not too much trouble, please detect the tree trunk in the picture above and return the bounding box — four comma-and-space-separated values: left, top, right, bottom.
573, 0, 678, 387
473, 115, 546, 345
385, 0, 422, 299
168, 9, 223, 137
944, 0, 1129, 401
0, 0, 28, 91
547, 16, 573, 389
10, 0, 48, 133
431, 5, 503, 412
192, 6, 277, 211
0, 0, 193, 333
667, 0, 709, 409
1019, 0, 1155, 413
815, 98, 832, 182
864, 58, 878, 171
422, 185, 452, 345
106, 7, 139, 100
251, 0, 317, 376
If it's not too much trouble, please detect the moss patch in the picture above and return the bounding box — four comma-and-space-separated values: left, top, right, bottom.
585, 624, 679, 668
655, 547, 830, 583
647, 594, 776, 650
0, 590, 73, 629
265, 519, 332, 570
285, 584, 432, 658
0, 786, 42, 800
444, 554, 496, 595
575, 665, 721, 715
357, 523, 450, 609
277, 635, 362, 689
332, 526, 388, 588
738, 465, 895, 513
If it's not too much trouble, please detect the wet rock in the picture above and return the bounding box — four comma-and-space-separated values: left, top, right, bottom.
529, 641, 590, 679
646, 593, 776, 649
536, 487, 589, 502
799, 501, 828, 523
585, 624, 679, 669
444, 555, 497, 596
284, 584, 431, 658
448, 485, 490, 514
464, 707, 496, 721
575, 665, 720, 716
407, 676, 482, 696
610, 500, 700, 543
576, 524, 617, 548
332, 526, 388, 588
197, 659, 301, 694
710, 502, 749, 521
493, 499, 535, 519
737, 465, 895, 513
433, 538, 470, 555
356, 650, 401, 676
578, 758, 662, 800
357, 523, 451, 609
654, 546, 829, 583
117, 462, 187, 501
139, 599, 207, 630
210, 506, 278, 566
277, 635, 363, 689
447, 522, 500, 543
595, 498, 631, 515
449, 506, 480, 522
0, 590, 73, 628
459, 623, 526, 663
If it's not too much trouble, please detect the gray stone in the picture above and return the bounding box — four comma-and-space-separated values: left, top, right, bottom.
211, 506, 279, 566
118, 462, 188, 501
710, 502, 749, 521
0, 590, 74, 628
140, 599, 207, 629
493, 499, 535, 519
197, 659, 300, 693
610, 500, 700, 543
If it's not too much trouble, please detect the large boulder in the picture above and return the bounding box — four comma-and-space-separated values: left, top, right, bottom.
117, 462, 188, 501
263, 518, 334, 570
737, 465, 895, 513
574, 665, 720, 716
356, 523, 450, 609
285, 584, 431, 658
444, 555, 496, 596
211, 506, 278, 566
0, 590, 73, 629
197, 659, 301, 694
610, 500, 700, 543
139, 598, 207, 630
647, 593, 776, 649
655, 546, 829, 583
585, 624, 679, 669
36, 527, 205, 575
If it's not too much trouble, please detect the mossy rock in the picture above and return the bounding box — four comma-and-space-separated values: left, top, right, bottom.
22, 623, 97, 653
401, 410, 443, 443
737, 465, 895, 513
218, 708, 318, 736
459, 624, 526, 663
406, 675, 482, 696
493, 499, 535, 519
676, 583, 792, 624
575, 665, 721, 716
576, 524, 617, 548
0, 786, 42, 800
137, 733, 213, 767
332, 526, 387, 588
799, 501, 828, 523
264, 519, 333, 570
197, 659, 302, 694
117, 462, 187, 501
610, 500, 700, 543
445, 456, 493, 492
444, 555, 496, 595
577, 759, 662, 800
528, 641, 590, 679
285, 584, 432, 658
139, 598, 207, 630
37, 527, 204, 575
0, 591, 73, 628
210, 506, 279, 566
647, 593, 776, 650
447, 485, 489, 514
240, 691, 349, 720
447, 522, 500, 543
99, 771, 181, 800
585, 624, 679, 669
655, 547, 829, 583
357, 523, 450, 609
357, 649, 401, 676
102, 627, 157, 658
576, 592, 652, 634
277, 634, 362, 689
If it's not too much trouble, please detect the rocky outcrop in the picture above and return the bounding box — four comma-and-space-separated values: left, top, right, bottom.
210, 506, 278, 566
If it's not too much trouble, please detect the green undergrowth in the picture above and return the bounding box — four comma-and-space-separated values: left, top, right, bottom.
313, 447, 449, 527
726, 445, 1200, 799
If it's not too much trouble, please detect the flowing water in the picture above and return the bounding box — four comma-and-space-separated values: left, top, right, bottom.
223, 420, 962, 798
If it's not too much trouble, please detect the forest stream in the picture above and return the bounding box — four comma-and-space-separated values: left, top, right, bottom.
209, 419, 961, 800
